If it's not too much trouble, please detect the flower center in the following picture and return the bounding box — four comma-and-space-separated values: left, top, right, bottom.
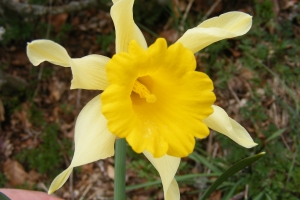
132, 80, 156, 103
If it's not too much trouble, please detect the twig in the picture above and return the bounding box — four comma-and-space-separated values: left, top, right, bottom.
0, 73, 28, 94
32, 63, 43, 99
280, 134, 291, 152
227, 82, 241, 105
212, 143, 219, 159
179, 0, 194, 31
79, 183, 93, 200
0, 0, 106, 16
76, 89, 82, 114
245, 184, 249, 199
32, 0, 53, 99
202, 0, 222, 20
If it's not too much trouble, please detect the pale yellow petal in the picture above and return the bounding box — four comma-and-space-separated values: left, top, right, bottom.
111, 0, 147, 53
177, 12, 252, 53
202, 105, 257, 148
27, 39, 71, 67
72, 94, 116, 166
48, 95, 116, 194
143, 151, 180, 200
70, 55, 110, 90
166, 179, 180, 200
48, 168, 72, 194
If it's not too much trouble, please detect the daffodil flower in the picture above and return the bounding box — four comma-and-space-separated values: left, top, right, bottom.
26, 0, 257, 199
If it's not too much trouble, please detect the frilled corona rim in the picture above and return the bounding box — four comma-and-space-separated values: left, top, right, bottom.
101, 38, 216, 158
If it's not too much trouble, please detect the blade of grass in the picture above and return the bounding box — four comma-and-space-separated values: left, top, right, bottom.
136, 22, 159, 38
265, 128, 286, 143
126, 173, 220, 191
223, 179, 244, 200
253, 192, 265, 200
189, 152, 222, 173
199, 152, 266, 200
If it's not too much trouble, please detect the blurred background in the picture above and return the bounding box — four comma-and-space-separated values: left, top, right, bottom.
0, 0, 299, 199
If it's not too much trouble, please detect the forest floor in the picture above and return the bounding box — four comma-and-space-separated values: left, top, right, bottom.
0, 0, 300, 199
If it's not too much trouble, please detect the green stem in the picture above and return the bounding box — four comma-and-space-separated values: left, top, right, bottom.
114, 138, 126, 200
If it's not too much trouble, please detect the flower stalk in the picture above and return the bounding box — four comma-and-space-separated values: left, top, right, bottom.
114, 138, 127, 200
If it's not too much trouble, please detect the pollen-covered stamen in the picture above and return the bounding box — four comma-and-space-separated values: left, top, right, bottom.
133, 80, 156, 103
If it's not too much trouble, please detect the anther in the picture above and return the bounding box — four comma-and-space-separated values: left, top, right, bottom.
133, 80, 157, 103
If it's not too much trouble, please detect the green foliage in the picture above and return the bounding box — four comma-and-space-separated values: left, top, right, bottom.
0, 17, 35, 45
1, 96, 23, 115
28, 0, 49, 5
96, 31, 116, 53
60, 103, 74, 114
0, 4, 72, 45
133, 0, 169, 29
240, 91, 269, 123
15, 182, 36, 190
126, 145, 157, 181
28, 103, 46, 127
200, 152, 265, 200
201, 40, 237, 89
0, 173, 7, 187
15, 123, 72, 179
254, 0, 275, 23
244, 143, 299, 199
54, 23, 72, 44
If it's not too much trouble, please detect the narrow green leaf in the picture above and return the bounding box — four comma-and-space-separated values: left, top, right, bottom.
265, 128, 286, 143
189, 152, 222, 173
265, 193, 273, 200
175, 173, 220, 182
223, 179, 244, 200
253, 192, 265, 200
126, 173, 220, 191
199, 152, 266, 200
126, 179, 162, 191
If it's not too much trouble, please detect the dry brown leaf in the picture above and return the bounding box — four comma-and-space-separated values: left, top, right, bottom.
12, 103, 32, 130
81, 163, 94, 174
239, 67, 254, 81
51, 13, 68, 32
48, 78, 66, 102
27, 170, 40, 182
159, 29, 179, 44
107, 164, 114, 180
3, 159, 29, 186
278, 0, 297, 10
209, 190, 222, 200
10, 50, 29, 66
229, 48, 242, 57
132, 195, 149, 200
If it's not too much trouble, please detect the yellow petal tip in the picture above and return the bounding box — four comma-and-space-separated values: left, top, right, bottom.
248, 142, 258, 148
